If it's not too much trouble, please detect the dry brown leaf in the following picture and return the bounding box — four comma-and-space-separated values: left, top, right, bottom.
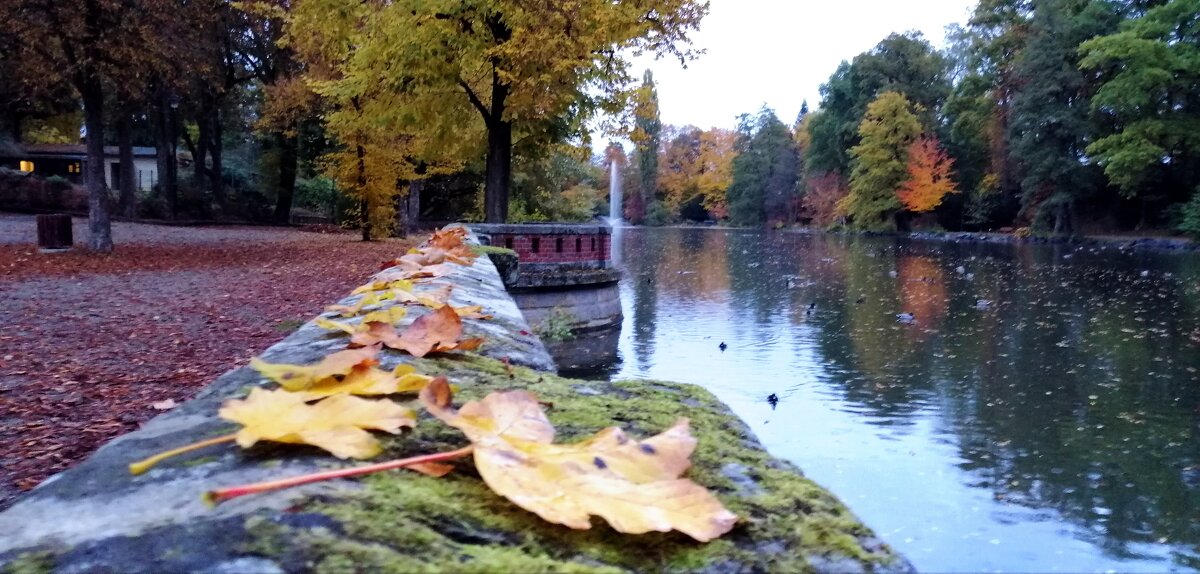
348, 306, 483, 358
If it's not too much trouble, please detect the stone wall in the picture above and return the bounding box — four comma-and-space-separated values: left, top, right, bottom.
0, 226, 910, 574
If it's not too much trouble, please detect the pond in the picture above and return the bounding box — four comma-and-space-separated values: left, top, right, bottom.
569, 227, 1200, 573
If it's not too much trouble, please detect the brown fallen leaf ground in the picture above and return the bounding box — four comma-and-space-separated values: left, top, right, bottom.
0, 214, 414, 510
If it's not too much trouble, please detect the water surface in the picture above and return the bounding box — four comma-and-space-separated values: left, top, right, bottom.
576, 227, 1200, 572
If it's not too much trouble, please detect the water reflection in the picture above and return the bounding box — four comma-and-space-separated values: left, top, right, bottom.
578, 228, 1200, 572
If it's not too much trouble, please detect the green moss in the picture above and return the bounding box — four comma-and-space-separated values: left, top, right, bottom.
273, 318, 307, 332
1, 552, 53, 574
243, 353, 905, 572
470, 245, 517, 257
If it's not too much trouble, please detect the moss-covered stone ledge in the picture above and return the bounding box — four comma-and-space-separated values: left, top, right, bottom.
0, 228, 911, 573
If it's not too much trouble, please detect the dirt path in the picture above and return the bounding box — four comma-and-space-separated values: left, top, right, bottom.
0, 215, 413, 509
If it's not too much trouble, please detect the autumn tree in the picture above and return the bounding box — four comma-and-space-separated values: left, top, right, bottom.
806, 33, 951, 178
658, 126, 735, 220
802, 172, 849, 228
840, 92, 921, 230
288, 0, 706, 224
898, 136, 959, 213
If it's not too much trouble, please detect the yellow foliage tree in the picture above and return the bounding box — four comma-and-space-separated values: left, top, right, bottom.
286, 0, 707, 224
658, 127, 735, 219
285, 0, 476, 239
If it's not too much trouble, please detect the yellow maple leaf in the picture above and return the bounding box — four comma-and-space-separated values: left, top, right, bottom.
250, 346, 379, 391
351, 278, 415, 295
293, 363, 434, 401
316, 307, 408, 336
418, 380, 738, 542
327, 291, 396, 317
219, 388, 415, 459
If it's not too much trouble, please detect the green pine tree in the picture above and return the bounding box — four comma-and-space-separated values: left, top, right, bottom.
727, 107, 799, 226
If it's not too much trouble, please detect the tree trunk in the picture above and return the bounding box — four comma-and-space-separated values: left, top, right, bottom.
193, 100, 209, 188
81, 74, 113, 252
117, 110, 136, 218
484, 120, 511, 223
210, 108, 225, 209
357, 143, 370, 241
1054, 200, 1074, 236
153, 89, 177, 217
400, 177, 424, 235
273, 132, 298, 224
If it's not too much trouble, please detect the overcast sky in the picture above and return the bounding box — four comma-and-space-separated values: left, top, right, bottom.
605, 0, 976, 145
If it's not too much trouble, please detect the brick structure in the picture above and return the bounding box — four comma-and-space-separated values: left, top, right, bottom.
470, 223, 622, 372
472, 223, 611, 269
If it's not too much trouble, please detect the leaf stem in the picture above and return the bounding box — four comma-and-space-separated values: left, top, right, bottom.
129, 433, 238, 475
204, 445, 474, 505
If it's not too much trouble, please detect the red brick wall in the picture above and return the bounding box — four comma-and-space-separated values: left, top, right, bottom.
492, 233, 610, 264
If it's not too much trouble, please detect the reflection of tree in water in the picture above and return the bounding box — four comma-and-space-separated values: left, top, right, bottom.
906, 246, 1200, 566
804, 237, 1200, 566
619, 229, 1200, 567
654, 228, 730, 301
896, 256, 947, 338
811, 238, 947, 421
625, 229, 664, 370
724, 231, 792, 322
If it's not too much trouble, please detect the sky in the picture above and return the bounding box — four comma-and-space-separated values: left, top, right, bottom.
611, 0, 977, 139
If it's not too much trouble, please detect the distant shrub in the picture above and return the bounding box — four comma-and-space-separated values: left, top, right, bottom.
1175, 190, 1200, 239
44, 175, 71, 190
296, 176, 338, 216
644, 201, 671, 226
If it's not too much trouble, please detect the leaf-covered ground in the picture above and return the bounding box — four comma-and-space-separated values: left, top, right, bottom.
0, 214, 413, 510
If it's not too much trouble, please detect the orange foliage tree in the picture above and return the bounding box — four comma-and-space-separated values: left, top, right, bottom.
897, 136, 959, 213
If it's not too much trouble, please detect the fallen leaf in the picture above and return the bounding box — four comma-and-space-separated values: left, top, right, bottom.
315, 307, 408, 337
292, 363, 434, 401
151, 399, 177, 411
250, 346, 380, 391
349, 307, 484, 358
407, 461, 456, 478
219, 388, 414, 459
326, 291, 395, 317
352, 279, 415, 295
418, 379, 738, 542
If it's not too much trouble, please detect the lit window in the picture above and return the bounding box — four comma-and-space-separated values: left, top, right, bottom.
68, 162, 81, 174
19, 160, 34, 172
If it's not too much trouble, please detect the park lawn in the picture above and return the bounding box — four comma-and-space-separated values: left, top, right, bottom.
0, 215, 414, 510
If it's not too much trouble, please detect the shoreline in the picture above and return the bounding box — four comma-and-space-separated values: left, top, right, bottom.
612, 222, 1200, 253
